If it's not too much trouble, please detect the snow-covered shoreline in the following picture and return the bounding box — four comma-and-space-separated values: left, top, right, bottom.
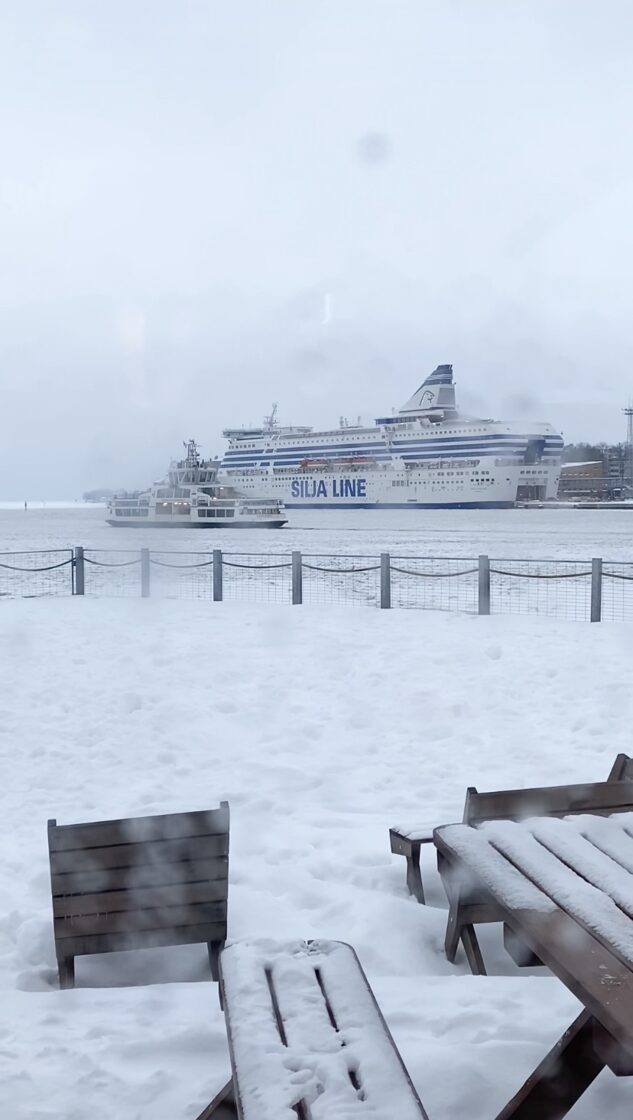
2, 600, 632, 1117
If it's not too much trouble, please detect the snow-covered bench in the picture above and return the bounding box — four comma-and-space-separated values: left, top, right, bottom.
389, 752, 633, 909
199, 939, 429, 1120
47, 803, 229, 989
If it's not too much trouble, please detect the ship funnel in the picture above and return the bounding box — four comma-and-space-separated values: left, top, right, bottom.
399, 364, 456, 416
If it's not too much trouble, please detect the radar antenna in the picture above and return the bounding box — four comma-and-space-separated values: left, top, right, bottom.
184, 439, 201, 465
264, 403, 278, 431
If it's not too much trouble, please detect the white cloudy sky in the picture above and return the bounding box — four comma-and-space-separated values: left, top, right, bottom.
1, 0, 633, 494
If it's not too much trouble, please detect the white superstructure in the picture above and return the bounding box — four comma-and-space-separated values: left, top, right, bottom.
219, 365, 563, 509
107, 440, 287, 528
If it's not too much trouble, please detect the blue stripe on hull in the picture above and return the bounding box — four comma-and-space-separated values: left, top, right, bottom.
283, 501, 515, 510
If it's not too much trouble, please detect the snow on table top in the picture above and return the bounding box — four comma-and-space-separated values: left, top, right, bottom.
440, 813, 633, 966
220, 939, 425, 1120
391, 824, 435, 842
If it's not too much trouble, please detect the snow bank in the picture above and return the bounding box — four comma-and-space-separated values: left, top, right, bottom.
1, 600, 633, 1118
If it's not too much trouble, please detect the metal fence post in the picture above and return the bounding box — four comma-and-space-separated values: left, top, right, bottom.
74, 546, 85, 596
213, 549, 223, 602
291, 551, 303, 604
140, 548, 150, 597
591, 557, 602, 622
478, 554, 490, 615
380, 553, 391, 609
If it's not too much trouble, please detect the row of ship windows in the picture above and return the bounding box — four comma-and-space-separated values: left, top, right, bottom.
198, 508, 235, 518
233, 426, 517, 450
391, 479, 491, 487
114, 508, 148, 517
392, 470, 492, 481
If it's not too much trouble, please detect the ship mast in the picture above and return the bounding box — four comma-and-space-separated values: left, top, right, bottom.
264, 403, 278, 431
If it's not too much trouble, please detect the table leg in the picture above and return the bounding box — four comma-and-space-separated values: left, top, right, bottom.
194, 1080, 237, 1120
438, 851, 487, 975
405, 842, 425, 904
494, 1010, 604, 1120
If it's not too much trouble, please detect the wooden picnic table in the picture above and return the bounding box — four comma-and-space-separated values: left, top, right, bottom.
435, 811, 633, 1119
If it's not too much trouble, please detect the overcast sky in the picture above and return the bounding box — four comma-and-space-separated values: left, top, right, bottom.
1, 1, 633, 495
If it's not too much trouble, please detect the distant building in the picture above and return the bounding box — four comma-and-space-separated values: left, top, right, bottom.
558, 461, 620, 501
82, 489, 115, 503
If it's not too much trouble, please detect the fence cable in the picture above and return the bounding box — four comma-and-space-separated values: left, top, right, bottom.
0, 558, 74, 573
223, 560, 292, 570
490, 568, 592, 580
391, 565, 478, 579
302, 563, 380, 574
150, 558, 214, 570
84, 557, 141, 568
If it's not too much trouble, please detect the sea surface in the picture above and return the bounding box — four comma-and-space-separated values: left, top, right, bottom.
0, 503, 632, 560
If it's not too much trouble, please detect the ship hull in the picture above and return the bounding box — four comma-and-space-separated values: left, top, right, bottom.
280, 500, 515, 510
217, 460, 552, 509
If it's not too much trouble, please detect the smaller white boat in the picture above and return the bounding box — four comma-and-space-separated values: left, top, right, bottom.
106, 440, 287, 529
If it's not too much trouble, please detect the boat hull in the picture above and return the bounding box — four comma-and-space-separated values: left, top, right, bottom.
106, 519, 287, 529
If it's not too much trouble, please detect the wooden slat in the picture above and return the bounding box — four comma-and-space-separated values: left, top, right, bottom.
49, 834, 228, 874
389, 830, 416, 856
508, 907, 633, 1056
53, 879, 228, 918
50, 857, 228, 896
48, 806, 229, 852
465, 780, 633, 825
57, 921, 226, 957
608, 754, 633, 782
54, 900, 227, 939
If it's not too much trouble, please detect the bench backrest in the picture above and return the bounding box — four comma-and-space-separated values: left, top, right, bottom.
219, 939, 429, 1120
464, 776, 633, 826
608, 752, 633, 781
48, 803, 229, 958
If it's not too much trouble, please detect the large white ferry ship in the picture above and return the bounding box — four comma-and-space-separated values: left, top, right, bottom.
219, 365, 563, 509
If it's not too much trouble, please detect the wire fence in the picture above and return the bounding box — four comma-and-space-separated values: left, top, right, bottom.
391, 556, 479, 613
83, 550, 142, 597
302, 554, 381, 607
489, 559, 593, 622
149, 551, 216, 600
2, 547, 633, 623
602, 563, 633, 624
222, 553, 293, 604
0, 550, 74, 598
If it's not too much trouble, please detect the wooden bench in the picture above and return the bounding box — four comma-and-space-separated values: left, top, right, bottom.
389, 752, 633, 905
198, 939, 429, 1120
48, 802, 229, 989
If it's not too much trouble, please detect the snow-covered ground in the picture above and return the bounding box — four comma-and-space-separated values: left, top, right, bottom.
2, 599, 633, 1119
